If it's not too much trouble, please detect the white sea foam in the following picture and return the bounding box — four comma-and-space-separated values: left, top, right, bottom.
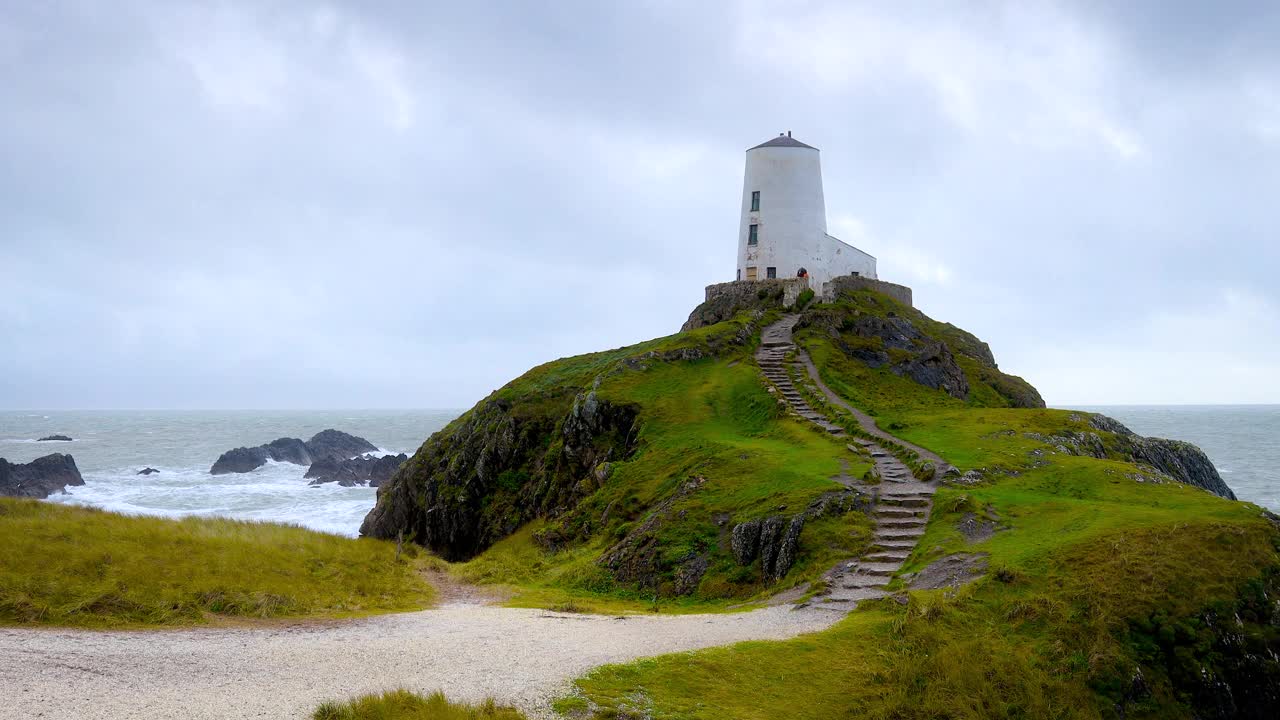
50, 460, 379, 537
1, 409, 459, 537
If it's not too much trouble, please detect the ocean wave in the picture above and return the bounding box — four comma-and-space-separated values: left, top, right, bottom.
50, 460, 378, 537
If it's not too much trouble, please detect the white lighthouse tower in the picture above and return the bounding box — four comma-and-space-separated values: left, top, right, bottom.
736, 133, 876, 293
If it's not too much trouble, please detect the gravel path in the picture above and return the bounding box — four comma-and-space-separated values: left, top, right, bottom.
0, 603, 837, 719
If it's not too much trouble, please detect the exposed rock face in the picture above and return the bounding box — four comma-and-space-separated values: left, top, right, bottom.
822, 314, 970, 400
1089, 415, 1237, 500
801, 296, 1046, 409
137, 467, 159, 475
361, 391, 639, 561
682, 279, 796, 331
729, 490, 872, 583
37, 435, 72, 442
305, 453, 408, 487
305, 429, 379, 464
0, 454, 84, 498
1024, 414, 1236, 500
209, 430, 376, 475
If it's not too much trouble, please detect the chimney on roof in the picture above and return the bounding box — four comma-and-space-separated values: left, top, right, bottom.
787, 130, 792, 137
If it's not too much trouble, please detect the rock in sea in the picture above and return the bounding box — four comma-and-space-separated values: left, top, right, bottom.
210, 429, 378, 475
0, 454, 85, 498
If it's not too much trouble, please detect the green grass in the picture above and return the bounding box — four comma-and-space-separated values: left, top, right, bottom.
449, 349, 875, 611
313, 690, 524, 720
571, 415, 1278, 718
0, 498, 436, 628
566, 305, 1280, 718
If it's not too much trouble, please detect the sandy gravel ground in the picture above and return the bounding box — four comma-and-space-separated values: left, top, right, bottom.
0, 603, 837, 719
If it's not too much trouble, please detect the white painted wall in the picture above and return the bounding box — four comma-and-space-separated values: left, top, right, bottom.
736, 137, 876, 290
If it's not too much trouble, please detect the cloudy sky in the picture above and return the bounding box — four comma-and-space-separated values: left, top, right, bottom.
2, 0, 1278, 409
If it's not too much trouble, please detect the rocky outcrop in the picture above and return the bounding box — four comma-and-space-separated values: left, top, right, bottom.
304, 429, 379, 464
1089, 415, 1237, 500
801, 296, 1045, 409
0, 454, 84, 498
361, 391, 639, 561
1024, 415, 1236, 500
682, 279, 800, 331
305, 453, 408, 487
730, 490, 871, 583
37, 435, 72, 442
209, 430, 376, 475
137, 467, 159, 475
812, 313, 970, 400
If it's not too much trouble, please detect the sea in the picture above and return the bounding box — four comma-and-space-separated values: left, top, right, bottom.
0, 410, 458, 537
0, 406, 1276, 536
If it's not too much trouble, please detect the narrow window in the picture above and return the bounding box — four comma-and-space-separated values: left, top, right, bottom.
766, 267, 777, 279
736, 268, 741, 281
748, 224, 758, 245
746, 266, 758, 281
750, 191, 760, 212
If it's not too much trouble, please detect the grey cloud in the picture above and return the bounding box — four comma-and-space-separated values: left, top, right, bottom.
1, 0, 1278, 408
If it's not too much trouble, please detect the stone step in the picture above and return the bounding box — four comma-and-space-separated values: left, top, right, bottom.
823, 587, 888, 603
840, 577, 889, 590
854, 562, 902, 576
876, 530, 926, 541
879, 497, 929, 508
876, 518, 926, 529
866, 551, 910, 563
871, 539, 917, 550
875, 504, 926, 515
879, 491, 933, 500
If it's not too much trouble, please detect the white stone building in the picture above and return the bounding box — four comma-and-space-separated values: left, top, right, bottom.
736, 133, 876, 291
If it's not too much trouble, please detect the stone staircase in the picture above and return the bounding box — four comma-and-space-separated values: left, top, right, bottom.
755, 314, 938, 610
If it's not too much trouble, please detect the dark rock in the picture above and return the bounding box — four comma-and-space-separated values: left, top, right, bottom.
730, 520, 762, 564
801, 300, 1045, 408
304, 429, 378, 464
210, 429, 376, 475
37, 435, 72, 442
210, 446, 270, 475
305, 453, 408, 487
682, 279, 795, 331
0, 454, 85, 498
137, 467, 160, 475
362, 392, 639, 561
1065, 415, 1238, 500
729, 490, 873, 583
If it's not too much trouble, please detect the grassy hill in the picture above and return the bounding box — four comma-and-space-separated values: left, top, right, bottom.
363, 283, 1278, 717
363, 310, 887, 611
0, 499, 436, 628
558, 291, 1279, 719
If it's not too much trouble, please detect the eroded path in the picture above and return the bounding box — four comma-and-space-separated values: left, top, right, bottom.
0, 603, 835, 719
756, 314, 941, 609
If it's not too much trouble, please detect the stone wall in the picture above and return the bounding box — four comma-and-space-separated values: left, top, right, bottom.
705, 277, 810, 307
822, 275, 913, 307
683, 278, 811, 331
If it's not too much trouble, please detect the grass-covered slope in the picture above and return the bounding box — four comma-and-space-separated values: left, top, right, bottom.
364, 311, 878, 609
565, 290, 1280, 719
0, 499, 435, 628
799, 288, 1045, 412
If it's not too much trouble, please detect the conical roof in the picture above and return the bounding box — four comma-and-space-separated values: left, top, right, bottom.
749, 134, 817, 151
